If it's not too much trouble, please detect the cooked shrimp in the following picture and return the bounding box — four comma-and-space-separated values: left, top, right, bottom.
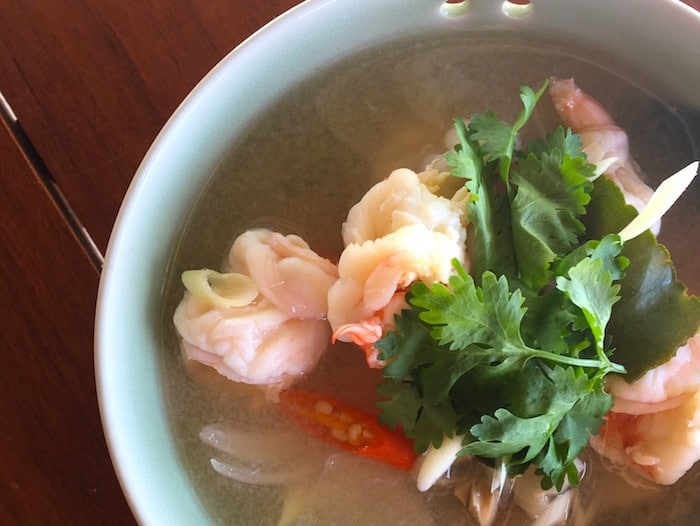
328, 168, 468, 367
173, 229, 337, 386
591, 333, 700, 485
230, 229, 338, 319
342, 167, 467, 246
549, 78, 657, 229
591, 386, 700, 486
174, 296, 330, 386
608, 333, 700, 415
328, 224, 467, 367
332, 292, 407, 368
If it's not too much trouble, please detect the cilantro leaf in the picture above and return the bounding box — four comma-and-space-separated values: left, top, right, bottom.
376, 380, 422, 431
526, 126, 588, 162
468, 110, 512, 166
417, 346, 490, 405
408, 263, 613, 372
411, 268, 531, 374
410, 402, 461, 452
446, 118, 482, 182
449, 118, 515, 281
455, 82, 549, 281
553, 234, 629, 282
520, 289, 582, 356
464, 407, 553, 462
510, 151, 592, 290
375, 307, 436, 380
470, 81, 549, 185
376, 381, 458, 452
536, 379, 611, 490
463, 365, 610, 489
556, 253, 622, 367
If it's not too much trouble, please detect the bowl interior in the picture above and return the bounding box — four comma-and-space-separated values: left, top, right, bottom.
95, 1, 700, 524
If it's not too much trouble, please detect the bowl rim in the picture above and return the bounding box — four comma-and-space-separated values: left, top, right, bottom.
95, 0, 700, 524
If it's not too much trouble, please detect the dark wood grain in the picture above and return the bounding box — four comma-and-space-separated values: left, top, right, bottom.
0, 0, 301, 251
0, 122, 133, 525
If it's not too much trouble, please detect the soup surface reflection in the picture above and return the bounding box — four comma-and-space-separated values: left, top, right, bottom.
160, 30, 700, 525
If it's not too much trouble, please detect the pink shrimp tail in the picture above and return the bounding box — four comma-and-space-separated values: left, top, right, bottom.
333, 319, 387, 369
548, 77, 657, 219
549, 77, 616, 132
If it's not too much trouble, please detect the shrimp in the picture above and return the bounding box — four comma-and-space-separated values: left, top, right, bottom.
607, 334, 700, 415
230, 229, 338, 319
174, 295, 330, 386
329, 224, 463, 367
327, 167, 469, 367
173, 229, 338, 386
590, 333, 700, 485
591, 385, 700, 486
332, 291, 407, 368
342, 167, 468, 246
549, 78, 657, 231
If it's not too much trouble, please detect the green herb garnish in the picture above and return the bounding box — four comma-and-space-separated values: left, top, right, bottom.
375, 81, 700, 490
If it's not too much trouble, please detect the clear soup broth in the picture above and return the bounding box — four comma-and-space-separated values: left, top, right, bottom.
160, 30, 699, 525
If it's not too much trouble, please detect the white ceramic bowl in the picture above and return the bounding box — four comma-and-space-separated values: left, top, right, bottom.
95, 1, 700, 524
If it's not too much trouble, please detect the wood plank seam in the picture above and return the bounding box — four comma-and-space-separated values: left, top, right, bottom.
0, 89, 104, 271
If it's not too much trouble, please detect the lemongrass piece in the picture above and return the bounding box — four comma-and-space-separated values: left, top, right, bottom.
618, 161, 698, 242
590, 156, 619, 179
182, 268, 259, 308
416, 433, 466, 492
491, 458, 507, 494
583, 142, 619, 180
277, 485, 310, 526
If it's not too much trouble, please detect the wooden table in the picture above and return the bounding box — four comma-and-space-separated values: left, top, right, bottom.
0, 2, 300, 524
0, 1, 697, 524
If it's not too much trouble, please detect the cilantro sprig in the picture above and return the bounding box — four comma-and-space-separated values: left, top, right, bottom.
377, 255, 623, 489
375, 81, 699, 491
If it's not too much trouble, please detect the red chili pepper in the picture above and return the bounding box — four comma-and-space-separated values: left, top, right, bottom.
278, 389, 417, 471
